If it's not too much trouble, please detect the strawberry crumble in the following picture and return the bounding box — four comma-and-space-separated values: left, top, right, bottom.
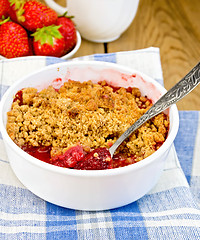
6, 80, 169, 170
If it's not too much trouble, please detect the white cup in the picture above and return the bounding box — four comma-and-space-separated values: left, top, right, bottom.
44, 0, 140, 43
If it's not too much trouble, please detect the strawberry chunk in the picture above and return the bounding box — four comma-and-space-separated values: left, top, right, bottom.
51, 145, 84, 168
74, 148, 112, 170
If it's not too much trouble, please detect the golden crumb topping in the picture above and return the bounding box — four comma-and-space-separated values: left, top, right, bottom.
6, 80, 169, 162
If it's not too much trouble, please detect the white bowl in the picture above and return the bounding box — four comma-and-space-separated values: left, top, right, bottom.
0, 30, 81, 60
0, 61, 179, 211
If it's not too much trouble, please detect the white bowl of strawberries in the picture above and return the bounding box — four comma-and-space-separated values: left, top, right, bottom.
0, 0, 81, 59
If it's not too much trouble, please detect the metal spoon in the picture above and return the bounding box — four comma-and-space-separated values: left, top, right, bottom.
109, 62, 200, 158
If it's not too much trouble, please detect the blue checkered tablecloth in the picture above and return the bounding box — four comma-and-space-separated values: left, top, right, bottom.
0, 47, 200, 239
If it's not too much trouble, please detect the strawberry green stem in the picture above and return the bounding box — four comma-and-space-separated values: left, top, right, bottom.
0, 17, 11, 25
9, 0, 26, 22
59, 11, 74, 19
31, 25, 63, 46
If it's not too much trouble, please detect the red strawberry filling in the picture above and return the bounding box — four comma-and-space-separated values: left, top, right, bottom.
50, 145, 84, 168
74, 148, 112, 170
20, 144, 141, 170
21, 145, 51, 162
21, 144, 113, 170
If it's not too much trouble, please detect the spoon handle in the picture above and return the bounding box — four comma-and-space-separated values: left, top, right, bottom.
109, 62, 200, 157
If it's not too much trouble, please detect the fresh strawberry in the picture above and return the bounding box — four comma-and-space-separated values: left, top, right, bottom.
0, 0, 10, 19
56, 14, 77, 54
32, 25, 65, 57
9, 0, 58, 32
0, 18, 30, 58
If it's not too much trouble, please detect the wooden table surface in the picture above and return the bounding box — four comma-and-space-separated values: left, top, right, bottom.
49, 0, 200, 110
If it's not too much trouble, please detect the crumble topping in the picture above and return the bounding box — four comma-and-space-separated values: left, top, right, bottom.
6, 80, 169, 163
